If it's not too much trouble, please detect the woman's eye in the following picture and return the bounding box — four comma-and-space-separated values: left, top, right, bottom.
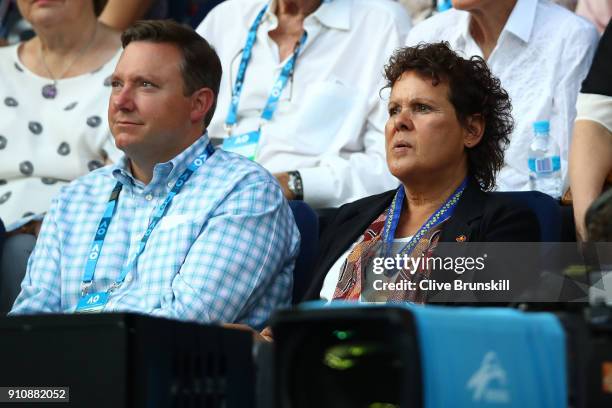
110, 80, 122, 88
141, 81, 155, 88
388, 106, 400, 116
414, 103, 431, 113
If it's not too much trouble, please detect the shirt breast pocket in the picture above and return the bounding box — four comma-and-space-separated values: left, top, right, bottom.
291, 80, 368, 154
148, 216, 203, 272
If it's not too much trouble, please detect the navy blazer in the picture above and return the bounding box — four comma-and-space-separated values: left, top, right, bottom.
303, 179, 541, 301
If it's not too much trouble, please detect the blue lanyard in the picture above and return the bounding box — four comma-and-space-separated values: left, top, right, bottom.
81, 142, 215, 295
224, 4, 308, 132
382, 178, 468, 258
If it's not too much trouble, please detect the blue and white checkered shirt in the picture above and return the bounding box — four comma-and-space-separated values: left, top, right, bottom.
10, 134, 300, 329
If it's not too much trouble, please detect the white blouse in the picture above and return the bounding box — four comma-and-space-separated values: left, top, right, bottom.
0, 44, 122, 229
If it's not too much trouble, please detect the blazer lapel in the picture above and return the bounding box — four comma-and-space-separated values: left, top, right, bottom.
429, 180, 487, 302
304, 190, 395, 300
438, 179, 486, 243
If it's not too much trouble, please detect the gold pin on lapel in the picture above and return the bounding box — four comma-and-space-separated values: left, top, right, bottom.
455, 235, 467, 242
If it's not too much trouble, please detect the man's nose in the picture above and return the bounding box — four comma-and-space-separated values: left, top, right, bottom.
111, 86, 135, 112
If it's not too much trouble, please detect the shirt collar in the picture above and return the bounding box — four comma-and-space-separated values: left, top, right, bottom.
453, 9, 472, 48
502, 0, 536, 44
265, 0, 350, 31
454, 0, 536, 46
112, 133, 212, 189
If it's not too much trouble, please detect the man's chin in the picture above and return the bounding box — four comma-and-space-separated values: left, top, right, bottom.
115, 137, 136, 156
113, 133, 139, 151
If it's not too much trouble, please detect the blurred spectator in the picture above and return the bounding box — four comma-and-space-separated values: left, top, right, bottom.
190, 0, 225, 27
569, 21, 612, 241
586, 188, 612, 241
552, 0, 577, 11
0, 0, 32, 45
406, 0, 599, 198
0, 0, 121, 294
398, 0, 435, 25
100, 0, 199, 30
0, 0, 9, 45
576, 0, 612, 35
99, 0, 156, 31
197, 0, 411, 208
0, 0, 121, 229
3, 0, 189, 46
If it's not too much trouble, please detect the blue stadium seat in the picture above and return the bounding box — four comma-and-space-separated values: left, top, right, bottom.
0, 217, 4, 247
288, 201, 319, 304
0, 218, 4, 296
492, 191, 561, 242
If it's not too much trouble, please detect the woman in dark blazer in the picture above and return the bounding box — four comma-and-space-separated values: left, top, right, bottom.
231, 42, 541, 341
304, 42, 540, 303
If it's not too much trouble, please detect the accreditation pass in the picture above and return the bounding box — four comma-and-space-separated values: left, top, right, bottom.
0, 387, 69, 403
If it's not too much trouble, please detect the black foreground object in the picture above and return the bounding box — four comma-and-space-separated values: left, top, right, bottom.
0, 313, 254, 408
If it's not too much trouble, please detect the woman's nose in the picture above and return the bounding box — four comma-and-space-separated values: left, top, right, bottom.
394, 109, 414, 132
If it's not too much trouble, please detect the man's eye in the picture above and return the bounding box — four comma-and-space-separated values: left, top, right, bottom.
388, 106, 400, 116
141, 81, 155, 88
111, 80, 122, 88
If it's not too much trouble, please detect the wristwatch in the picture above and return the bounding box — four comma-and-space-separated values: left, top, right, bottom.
287, 171, 304, 201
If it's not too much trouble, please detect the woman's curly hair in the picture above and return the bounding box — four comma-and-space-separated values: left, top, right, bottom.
383, 42, 513, 191
93, 0, 108, 16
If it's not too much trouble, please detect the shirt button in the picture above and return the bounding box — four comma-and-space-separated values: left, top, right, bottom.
125, 274, 133, 283
167, 182, 173, 188
145, 194, 153, 201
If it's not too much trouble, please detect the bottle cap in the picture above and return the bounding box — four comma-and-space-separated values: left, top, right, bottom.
533, 121, 550, 134
437, 0, 452, 12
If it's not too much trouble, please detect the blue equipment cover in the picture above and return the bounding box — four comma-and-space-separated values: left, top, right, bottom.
410, 305, 566, 408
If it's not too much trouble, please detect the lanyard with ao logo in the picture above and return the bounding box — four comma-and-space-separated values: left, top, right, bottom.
76, 142, 215, 312
222, 4, 308, 160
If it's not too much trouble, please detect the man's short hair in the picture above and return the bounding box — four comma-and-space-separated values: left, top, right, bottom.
121, 20, 222, 127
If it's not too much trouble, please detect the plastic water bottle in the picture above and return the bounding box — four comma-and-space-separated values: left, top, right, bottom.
437, 0, 452, 12
528, 121, 562, 198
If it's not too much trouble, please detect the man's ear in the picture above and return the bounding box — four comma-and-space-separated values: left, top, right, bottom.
464, 113, 485, 148
190, 88, 215, 125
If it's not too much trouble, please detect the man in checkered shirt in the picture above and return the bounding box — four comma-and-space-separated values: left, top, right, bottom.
10, 20, 300, 330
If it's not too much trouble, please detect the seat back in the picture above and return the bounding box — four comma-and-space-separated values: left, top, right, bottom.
288, 201, 319, 304
492, 191, 561, 242
0, 218, 4, 297
0, 217, 4, 252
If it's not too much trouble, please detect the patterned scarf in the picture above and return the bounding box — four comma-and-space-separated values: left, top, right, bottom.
332, 211, 447, 303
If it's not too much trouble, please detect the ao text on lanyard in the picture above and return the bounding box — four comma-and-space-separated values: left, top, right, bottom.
81, 142, 215, 297
225, 4, 308, 131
